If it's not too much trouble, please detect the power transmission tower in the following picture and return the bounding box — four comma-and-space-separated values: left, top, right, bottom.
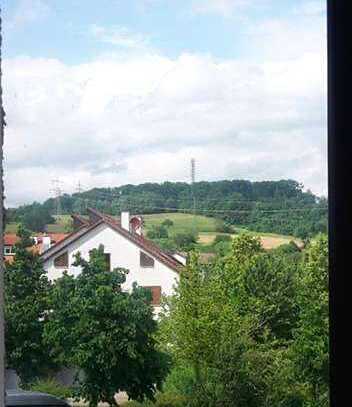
50, 179, 63, 217
77, 180, 83, 194
76, 181, 84, 214
191, 158, 196, 232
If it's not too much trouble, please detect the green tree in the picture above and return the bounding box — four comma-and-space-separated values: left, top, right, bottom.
44, 245, 170, 407
147, 225, 169, 239
173, 232, 198, 251
290, 234, 329, 406
21, 202, 55, 232
4, 225, 53, 383
159, 235, 301, 407
161, 219, 174, 228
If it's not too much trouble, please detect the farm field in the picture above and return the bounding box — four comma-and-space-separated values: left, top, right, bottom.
144, 213, 302, 250
198, 231, 302, 250
6, 212, 301, 251
142, 212, 221, 235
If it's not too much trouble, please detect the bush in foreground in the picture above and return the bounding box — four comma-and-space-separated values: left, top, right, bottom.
29, 378, 72, 400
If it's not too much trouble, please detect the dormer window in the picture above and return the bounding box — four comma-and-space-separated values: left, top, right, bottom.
54, 251, 69, 268
140, 251, 154, 268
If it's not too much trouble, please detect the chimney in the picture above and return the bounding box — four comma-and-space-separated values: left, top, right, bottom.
130, 216, 143, 236
41, 236, 51, 253
121, 211, 130, 232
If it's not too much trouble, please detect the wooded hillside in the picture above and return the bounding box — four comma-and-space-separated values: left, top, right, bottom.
6, 179, 327, 239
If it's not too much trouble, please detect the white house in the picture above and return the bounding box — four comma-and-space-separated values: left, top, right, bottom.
41, 208, 184, 310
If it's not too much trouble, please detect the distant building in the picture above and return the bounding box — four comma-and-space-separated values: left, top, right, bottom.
40, 208, 184, 309
4, 232, 68, 264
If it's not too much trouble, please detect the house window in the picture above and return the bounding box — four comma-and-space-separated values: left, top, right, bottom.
143, 286, 162, 305
104, 253, 111, 271
4, 246, 15, 255
54, 251, 69, 268
140, 251, 155, 268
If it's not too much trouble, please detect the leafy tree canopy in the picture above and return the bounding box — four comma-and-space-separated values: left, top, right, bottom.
5, 225, 54, 383
44, 245, 170, 406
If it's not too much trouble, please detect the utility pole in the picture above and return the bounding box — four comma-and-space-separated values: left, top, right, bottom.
0, 7, 6, 405
50, 179, 63, 217
77, 180, 83, 194
76, 181, 83, 214
190, 158, 196, 233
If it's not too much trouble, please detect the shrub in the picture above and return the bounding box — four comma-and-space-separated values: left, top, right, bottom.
153, 393, 188, 407
162, 365, 196, 397
215, 221, 233, 233
147, 226, 169, 239
213, 234, 232, 245
123, 392, 188, 407
173, 232, 198, 251
29, 378, 72, 400
162, 219, 174, 228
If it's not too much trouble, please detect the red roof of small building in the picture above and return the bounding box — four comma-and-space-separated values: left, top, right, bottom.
4, 234, 20, 246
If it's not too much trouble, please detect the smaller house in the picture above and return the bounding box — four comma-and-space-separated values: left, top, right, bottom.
4, 232, 68, 264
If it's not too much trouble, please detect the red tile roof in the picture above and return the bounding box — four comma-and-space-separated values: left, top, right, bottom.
4, 233, 69, 258
41, 208, 183, 272
4, 234, 20, 246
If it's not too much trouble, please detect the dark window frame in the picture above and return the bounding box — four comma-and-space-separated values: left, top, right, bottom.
140, 251, 155, 268
54, 251, 69, 268
328, 1, 352, 405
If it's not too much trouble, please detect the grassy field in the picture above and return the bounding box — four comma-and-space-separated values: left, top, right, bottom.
198, 231, 301, 249
5, 222, 19, 233
6, 212, 301, 250
143, 213, 301, 250
143, 212, 221, 235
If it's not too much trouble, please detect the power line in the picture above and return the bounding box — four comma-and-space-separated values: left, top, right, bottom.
122, 206, 328, 214
79, 191, 327, 209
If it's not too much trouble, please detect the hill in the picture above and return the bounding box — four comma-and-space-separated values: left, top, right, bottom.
6, 179, 327, 239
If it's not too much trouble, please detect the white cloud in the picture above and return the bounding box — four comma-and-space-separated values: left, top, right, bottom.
90, 24, 152, 51
293, 1, 326, 17
2, 9, 327, 206
192, 0, 251, 16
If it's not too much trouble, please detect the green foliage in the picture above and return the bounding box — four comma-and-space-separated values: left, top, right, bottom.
158, 233, 328, 407
161, 219, 174, 228
213, 234, 232, 245
162, 365, 196, 398
9, 179, 327, 239
124, 392, 188, 407
173, 232, 198, 251
20, 202, 55, 232
44, 245, 171, 407
290, 235, 329, 406
147, 225, 169, 239
4, 225, 55, 383
215, 221, 233, 233
29, 378, 72, 400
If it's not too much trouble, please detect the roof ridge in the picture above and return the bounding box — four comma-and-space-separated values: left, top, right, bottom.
41, 211, 183, 272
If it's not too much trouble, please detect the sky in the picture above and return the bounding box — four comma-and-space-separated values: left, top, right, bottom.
2, 0, 327, 207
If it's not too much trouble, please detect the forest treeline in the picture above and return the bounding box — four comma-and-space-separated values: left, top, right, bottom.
7, 179, 327, 238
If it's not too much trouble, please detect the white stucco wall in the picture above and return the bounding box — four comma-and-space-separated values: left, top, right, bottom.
43, 223, 180, 299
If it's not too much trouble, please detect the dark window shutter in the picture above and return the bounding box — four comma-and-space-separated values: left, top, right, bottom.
140, 251, 155, 268
54, 251, 69, 267
104, 253, 111, 271
143, 286, 162, 305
